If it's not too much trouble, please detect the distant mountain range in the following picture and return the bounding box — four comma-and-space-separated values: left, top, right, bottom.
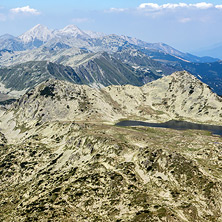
1, 24, 222, 98
0, 56, 168, 99
0, 24, 217, 62
194, 43, 222, 59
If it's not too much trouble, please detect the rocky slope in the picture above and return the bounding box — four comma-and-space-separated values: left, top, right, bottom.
1, 120, 222, 222
0, 34, 25, 51
72, 52, 153, 87
0, 61, 82, 98
113, 48, 177, 77
4, 71, 221, 129
0, 46, 86, 67
179, 60, 222, 95
0, 51, 168, 98
2, 43, 222, 95
1, 71, 222, 221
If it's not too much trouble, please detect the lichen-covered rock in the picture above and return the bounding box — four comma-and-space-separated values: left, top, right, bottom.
1, 71, 222, 221
0, 121, 222, 221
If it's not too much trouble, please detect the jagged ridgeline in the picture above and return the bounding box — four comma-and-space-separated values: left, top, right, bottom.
0, 71, 222, 221
2, 50, 222, 99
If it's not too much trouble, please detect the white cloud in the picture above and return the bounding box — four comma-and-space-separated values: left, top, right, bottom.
139, 3, 189, 10
191, 3, 213, 9
10, 6, 40, 15
107, 3, 221, 14
139, 3, 160, 10
163, 3, 188, 9
215, 5, 222, 9
138, 2, 217, 11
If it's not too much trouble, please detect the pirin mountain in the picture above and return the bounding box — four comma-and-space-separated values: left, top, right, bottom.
1, 24, 222, 221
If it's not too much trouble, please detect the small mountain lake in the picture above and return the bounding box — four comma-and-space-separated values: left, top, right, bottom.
116, 120, 222, 136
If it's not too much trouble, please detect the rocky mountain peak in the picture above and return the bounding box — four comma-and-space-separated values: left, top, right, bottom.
62, 24, 80, 31
32, 24, 47, 30
141, 70, 222, 122
170, 70, 197, 79
58, 24, 90, 39
19, 24, 55, 43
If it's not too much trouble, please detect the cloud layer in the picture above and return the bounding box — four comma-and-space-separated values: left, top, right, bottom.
10, 6, 40, 15
104, 2, 222, 24
138, 2, 222, 10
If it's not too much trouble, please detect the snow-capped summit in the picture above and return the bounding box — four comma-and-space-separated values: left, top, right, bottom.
58, 24, 90, 39
19, 24, 55, 43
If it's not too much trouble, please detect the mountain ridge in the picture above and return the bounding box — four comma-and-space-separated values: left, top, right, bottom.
5, 70, 222, 127
0, 24, 217, 63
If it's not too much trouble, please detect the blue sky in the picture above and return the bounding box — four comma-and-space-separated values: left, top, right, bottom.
0, 1, 222, 52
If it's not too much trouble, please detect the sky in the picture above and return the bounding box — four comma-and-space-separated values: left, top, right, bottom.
0, 0, 222, 53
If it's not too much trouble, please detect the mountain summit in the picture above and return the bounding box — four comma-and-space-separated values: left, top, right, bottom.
57, 24, 90, 39
18, 24, 91, 45
19, 24, 54, 43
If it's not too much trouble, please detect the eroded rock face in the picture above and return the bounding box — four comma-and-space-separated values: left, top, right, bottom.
1, 71, 222, 221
